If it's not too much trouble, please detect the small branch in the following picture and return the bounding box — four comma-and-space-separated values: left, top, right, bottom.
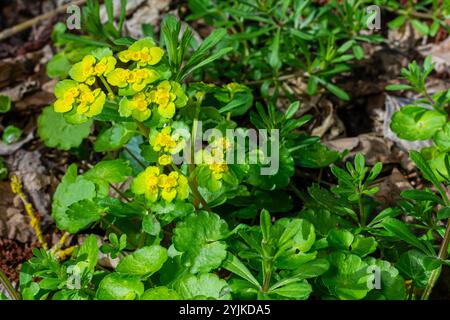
0, 0, 87, 42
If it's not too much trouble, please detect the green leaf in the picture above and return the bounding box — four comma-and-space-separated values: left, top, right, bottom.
327, 229, 354, 251
116, 245, 168, 277
401, 189, 444, 205
365, 258, 406, 300
396, 250, 438, 288
292, 143, 339, 168
76, 234, 98, 273
388, 15, 407, 29
260, 209, 271, 243
434, 123, 450, 152
246, 146, 295, 190
351, 235, 377, 257
322, 252, 371, 300
306, 76, 318, 95
270, 259, 329, 291
385, 84, 413, 91
84, 159, 132, 185
64, 200, 105, 234
223, 253, 260, 289
142, 287, 180, 300
173, 211, 229, 273
268, 28, 281, 70
2, 125, 22, 144
381, 217, 434, 255
391, 106, 446, 141
323, 81, 350, 101
52, 164, 99, 233
437, 207, 450, 220
142, 214, 161, 236
352, 45, 364, 60
410, 150, 447, 198
94, 123, 137, 152
38, 106, 92, 150
411, 19, 430, 36
0, 95, 11, 113
46, 53, 71, 78
96, 273, 144, 300
285, 101, 300, 120
270, 281, 312, 300
175, 273, 231, 300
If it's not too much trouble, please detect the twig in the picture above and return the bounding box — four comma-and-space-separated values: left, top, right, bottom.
0, 0, 87, 42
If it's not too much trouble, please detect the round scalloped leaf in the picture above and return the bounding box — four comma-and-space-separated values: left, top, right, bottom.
38, 106, 92, 150
390, 106, 446, 141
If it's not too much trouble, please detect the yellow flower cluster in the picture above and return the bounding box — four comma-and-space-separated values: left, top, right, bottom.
69, 54, 117, 85
150, 126, 185, 166
119, 93, 151, 122
131, 166, 189, 203
118, 46, 164, 67
107, 68, 159, 92
204, 137, 231, 180
148, 80, 188, 119
54, 80, 105, 118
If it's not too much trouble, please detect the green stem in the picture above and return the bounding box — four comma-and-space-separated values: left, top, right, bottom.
123, 146, 147, 169
422, 186, 450, 299
422, 219, 450, 299
0, 268, 20, 300
358, 194, 365, 227
99, 75, 115, 98
171, 164, 211, 212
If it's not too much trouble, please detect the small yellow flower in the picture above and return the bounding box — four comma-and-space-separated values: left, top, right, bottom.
106, 68, 130, 88
118, 38, 164, 67
209, 162, 229, 180
158, 172, 188, 203
152, 126, 177, 153
158, 154, 173, 166
70, 54, 116, 85
131, 166, 188, 203
131, 166, 160, 203
148, 80, 187, 119
119, 93, 151, 122
75, 85, 106, 117
53, 80, 105, 118
107, 68, 159, 93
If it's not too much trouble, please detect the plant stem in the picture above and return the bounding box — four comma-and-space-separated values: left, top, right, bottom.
123, 146, 147, 169
421, 186, 450, 299
109, 183, 131, 202
422, 219, 450, 299
358, 194, 366, 227
170, 164, 211, 212
100, 76, 115, 99
0, 268, 20, 300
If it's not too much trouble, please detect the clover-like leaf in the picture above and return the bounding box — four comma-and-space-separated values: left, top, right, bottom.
96, 273, 144, 300
52, 164, 99, 233
38, 106, 92, 150
142, 287, 180, 300
116, 245, 168, 277
390, 106, 446, 141
322, 252, 371, 300
173, 211, 229, 273
175, 273, 231, 300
